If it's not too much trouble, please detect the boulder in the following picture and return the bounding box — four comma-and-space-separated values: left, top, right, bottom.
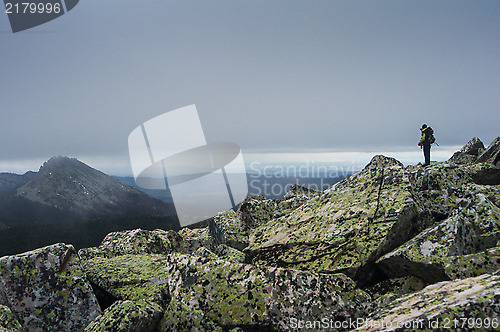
78, 228, 183, 260
177, 227, 214, 254
159, 298, 222, 331
237, 195, 277, 230
213, 244, 246, 263
461, 137, 486, 156
0, 304, 23, 331
210, 209, 248, 251
246, 155, 432, 285
442, 246, 500, 280
81, 254, 171, 303
80, 252, 370, 330
276, 184, 322, 218
468, 162, 500, 185
406, 163, 472, 219
407, 159, 500, 222
84, 300, 164, 332
477, 137, 500, 165
0, 243, 100, 331
209, 186, 320, 256
377, 192, 500, 283
356, 273, 500, 331
448, 137, 484, 164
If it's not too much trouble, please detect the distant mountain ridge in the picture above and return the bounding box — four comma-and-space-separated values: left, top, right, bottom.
0, 171, 36, 191
14, 156, 174, 218
0, 156, 179, 256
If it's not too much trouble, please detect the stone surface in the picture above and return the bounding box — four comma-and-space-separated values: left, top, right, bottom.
0, 243, 100, 332
442, 246, 500, 280
356, 274, 500, 331
237, 195, 277, 231
177, 227, 214, 254
84, 300, 163, 332
468, 162, 500, 185
246, 155, 432, 284
460, 137, 486, 156
79, 228, 183, 260
210, 187, 321, 254
377, 192, 500, 283
476, 137, 500, 165
210, 209, 248, 251
80, 252, 370, 330
159, 298, 222, 332
212, 244, 246, 263
0, 304, 23, 331
449, 137, 485, 164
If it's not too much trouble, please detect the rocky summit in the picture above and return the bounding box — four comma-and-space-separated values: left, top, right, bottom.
0, 137, 499, 331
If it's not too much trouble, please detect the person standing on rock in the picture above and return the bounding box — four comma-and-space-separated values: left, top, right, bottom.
418, 124, 432, 166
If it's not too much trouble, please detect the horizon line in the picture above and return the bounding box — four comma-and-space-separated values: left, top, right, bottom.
0, 145, 463, 176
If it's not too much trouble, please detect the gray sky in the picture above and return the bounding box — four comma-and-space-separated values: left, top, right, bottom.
1, 1, 499, 175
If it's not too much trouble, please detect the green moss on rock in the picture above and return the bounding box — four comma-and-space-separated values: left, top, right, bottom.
356, 274, 500, 331
443, 246, 500, 280
84, 300, 163, 332
0, 304, 22, 331
78, 229, 183, 260
81, 251, 370, 330
246, 155, 432, 282
81, 254, 171, 302
160, 298, 222, 332
378, 192, 500, 283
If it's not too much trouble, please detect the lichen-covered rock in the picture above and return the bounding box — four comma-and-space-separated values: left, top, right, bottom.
81, 252, 370, 330
476, 136, 500, 165
212, 244, 246, 263
449, 137, 485, 164
78, 228, 184, 260
0, 304, 23, 331
209, 187, 320, 258
407, 160, 500, 230
467, 162, 500, 185
84, 300, 163, 332
356, 274, 500, 331
81, 254, 171, 302
377, 192, 500, 283
210, 209, 248, 250
367, 276, 427, 304
276, 184, 321, 218
247, 155, 432, 284
407, 163, 474, 219
0, 243, 101, 331
159, 298, 222, 332
191, 247, 218, 260
177, 227, 213, 253
442, 246, 500, 280
237, 195, 277, 230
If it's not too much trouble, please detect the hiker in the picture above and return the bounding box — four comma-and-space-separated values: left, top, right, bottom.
418, 124, 433, 166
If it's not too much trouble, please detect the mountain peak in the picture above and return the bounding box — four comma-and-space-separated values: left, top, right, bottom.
15, 156, 174, 218
39, 156, 89, 173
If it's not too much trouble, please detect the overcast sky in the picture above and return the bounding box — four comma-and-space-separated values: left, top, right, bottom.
1, 1, 499, 175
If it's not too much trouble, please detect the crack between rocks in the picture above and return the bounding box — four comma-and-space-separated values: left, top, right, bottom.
370, 169, 385, 223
